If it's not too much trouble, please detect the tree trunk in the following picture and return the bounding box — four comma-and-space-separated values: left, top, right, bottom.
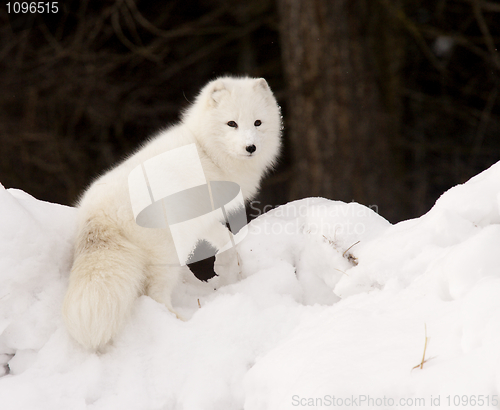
277, 0, 405, 222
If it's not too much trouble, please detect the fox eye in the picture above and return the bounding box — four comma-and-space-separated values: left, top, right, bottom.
227, 121, 238, 128
254, 120, 262, 126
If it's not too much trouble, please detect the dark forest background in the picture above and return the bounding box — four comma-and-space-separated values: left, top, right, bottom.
1, 0, 499, 223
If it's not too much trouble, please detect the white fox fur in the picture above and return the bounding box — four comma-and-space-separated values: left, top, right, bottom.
62, 77, 282, 350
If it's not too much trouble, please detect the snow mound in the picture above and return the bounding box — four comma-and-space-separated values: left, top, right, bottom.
0, 161, 500, 409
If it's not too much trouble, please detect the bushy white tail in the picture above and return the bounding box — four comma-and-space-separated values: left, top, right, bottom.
62, 216, 145, 350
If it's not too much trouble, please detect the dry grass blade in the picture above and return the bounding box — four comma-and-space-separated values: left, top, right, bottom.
342, 241, 360, 258
412, 323, 429, 370
343, 241, 360, 266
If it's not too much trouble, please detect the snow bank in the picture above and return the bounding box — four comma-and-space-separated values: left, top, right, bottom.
0, 161, 499, 409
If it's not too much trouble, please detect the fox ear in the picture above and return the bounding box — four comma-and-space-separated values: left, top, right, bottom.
254, 78, 270, 92
208, 80, 228, 107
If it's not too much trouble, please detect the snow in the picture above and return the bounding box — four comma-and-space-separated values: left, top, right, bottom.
1, 161, 500, 409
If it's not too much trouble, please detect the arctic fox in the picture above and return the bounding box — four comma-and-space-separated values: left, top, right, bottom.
62, 76, 282, 350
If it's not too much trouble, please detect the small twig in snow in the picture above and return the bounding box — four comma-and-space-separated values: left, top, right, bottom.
342, 241, 360, 258
412, 323, 430, 370
334, 268, 348, 276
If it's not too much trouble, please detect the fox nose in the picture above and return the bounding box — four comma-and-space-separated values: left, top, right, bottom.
246, 144, 256, 154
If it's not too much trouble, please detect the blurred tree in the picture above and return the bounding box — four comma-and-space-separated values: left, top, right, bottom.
397, 0, 500, 217
277, 0, 405, 221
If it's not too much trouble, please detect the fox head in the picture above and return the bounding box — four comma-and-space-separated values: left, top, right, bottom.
183, 76, 282, 173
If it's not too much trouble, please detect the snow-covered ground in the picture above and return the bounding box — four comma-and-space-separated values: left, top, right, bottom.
1, 161, 500, 409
